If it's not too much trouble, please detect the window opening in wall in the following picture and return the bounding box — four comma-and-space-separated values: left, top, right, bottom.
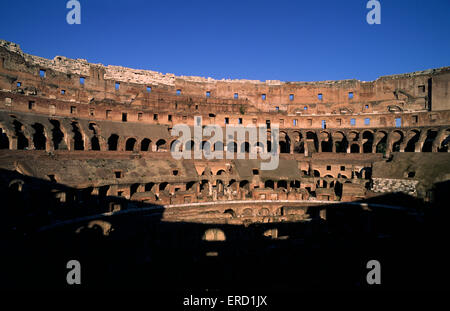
225, 117, 229, 124
238, 118, 242, 124
173, 170, 179, 176
336, 118, 342, 126
350, 118, 356, 126
327, 165, 331, 171
304, 106, 308, 111
70, 106, 77, 114
195, 105, 198, 110
115, 82, 120, 90
252, 169, 259, 175
89, 108, 95, 116
364, 118, 370, 125
61, 90, 66, 95
348, 92, 354, 99
176, 89, 181, 96
48, 174, 56, 183
39, 69, 46, 77
275, 106, 279, 112
262, 94, 266, 100
418, 85, 425, 93
408, 171, 415, 178
318, 93, 323, 100
147, 86, 152, 92
17, 82, 21, 87
340, 166, 345, 171
412, 115, 418, 123
289, 94, 294, 101
322, 120, 326, 129
206, 91, 210, 97
106, 110, 112, 119
154, 114, 158, 120
395, 117, 402, 127
115, 171, 122, 178
293, 119, 298, 126
80, 77, 85, 85
266, 120, 271, 129
234, 93, 238, 99
122, 113, 127, 122
28, 101, 35, 110
365, 104, 369, 109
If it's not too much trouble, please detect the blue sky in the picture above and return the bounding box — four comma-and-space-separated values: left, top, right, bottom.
0, 0, 449, 82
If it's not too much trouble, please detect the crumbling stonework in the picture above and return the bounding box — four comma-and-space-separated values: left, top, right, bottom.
0, 39, 449, 225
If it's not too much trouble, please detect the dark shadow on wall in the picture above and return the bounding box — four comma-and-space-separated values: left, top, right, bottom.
0, 168, 449, 291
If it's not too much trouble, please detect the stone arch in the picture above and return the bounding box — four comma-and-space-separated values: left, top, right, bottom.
333, 131, 348, 153
227, 141, 237, 153
12, 119, 29, 150
141, 138, 151, 151
313, 170, 320, 177
265, 180, 274, 189
320, 131, 333, 152
375, 131, 388, 154
405, 129, 421, 152
350, 143, 360, 153
156, 139, 167, 151
216, 169, 226, 176
279, 131, 290, 153
71, 121, 84, 150
306, 131, 319, 152
241, 141, 250, 153
91, 136, 100, 151
422, 129, 438, 152
390, 130, 404, 152
108, 134, 119, 151
202, 228, 226, 241
125, 137, 137, 151
362, 131, 374, 153
49, 119, 65, 150
170, 139, 182, 153
185, 140, 194, 151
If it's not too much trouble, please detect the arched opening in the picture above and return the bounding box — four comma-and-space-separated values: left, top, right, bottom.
91, 136, 100, 150
362, 131, 374, 153
313, 170, 320, 177
159, 182, 168, 192
391, 131, 404, 152
266, 140, 272, 153
156, 139, 167, 151
49, 120, 64, 150
13, 120, 28, 150
422, 130, 438, 152
108, 134, 119, 151
265, 180, 274, 189
279, 132, 290, 153
32, 123, 46, 150
130, 183, 140, 197
71, 122, 84, 150
277, 180, 287, 189
125, 138, 137, 151
290, 180, 300, 188
216, 169, 226, 176
294, 141, 304, 153
320, 132, 332, 152
306, 131, 319, 152
405, 130, 420, 152
145, 182, 155, 192
334, 132, 348, 153
186, 181, 196, 191
239, 180, 250, 192
350, 144, 360, 153
224, 209, 236, 218
141, 138, 151, 151
0, 128, 9, 149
